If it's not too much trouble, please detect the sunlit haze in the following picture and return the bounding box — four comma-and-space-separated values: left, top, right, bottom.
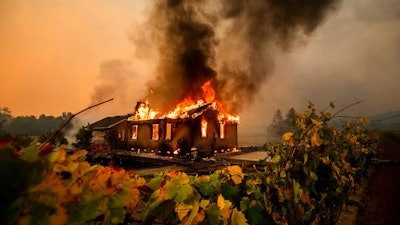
1, 0, 399, 145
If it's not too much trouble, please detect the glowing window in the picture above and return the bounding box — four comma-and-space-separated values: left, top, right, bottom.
131, 125, 138, 140
152, 124, 159, 140
201, 117, 207, 138
166, 123, 172, 141
219, 122, 225, 139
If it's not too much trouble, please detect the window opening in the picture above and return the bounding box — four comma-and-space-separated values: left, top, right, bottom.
201, 117, 207, 138
118, 130, 125, 141
219, 122, 225, 139
152, 124, 159, 140
166, 123, 172, 141
131, 125, 138, 140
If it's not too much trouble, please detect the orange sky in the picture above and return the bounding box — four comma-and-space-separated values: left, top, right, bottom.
1, 0, 399, 145
0, 0, 149, 117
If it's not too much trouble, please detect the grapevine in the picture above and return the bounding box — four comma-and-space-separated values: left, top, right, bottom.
0, 101, 379, 225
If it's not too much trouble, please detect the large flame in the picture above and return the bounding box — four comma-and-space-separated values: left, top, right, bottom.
129, 80, 239, 123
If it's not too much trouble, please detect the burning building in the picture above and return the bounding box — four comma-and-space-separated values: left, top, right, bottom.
89, 1, 339, 156
90, 80, 239, 157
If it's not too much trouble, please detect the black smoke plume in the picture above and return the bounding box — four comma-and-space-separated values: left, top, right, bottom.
143, 0, 340, 113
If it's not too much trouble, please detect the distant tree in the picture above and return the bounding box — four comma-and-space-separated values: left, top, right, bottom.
6, 116, 38, 135
268, 109, 285, 137
10, 134, 33, 150
2, 112, 73, 136
0, 106, 12, 125
39, 129, 68, 147
283, 107, 296, 132
267, 108, 297, 137
0, 107, 11, 114
73, 126, 93, 149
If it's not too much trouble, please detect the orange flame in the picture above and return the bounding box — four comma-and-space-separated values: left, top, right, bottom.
201, 80, 216, 103
128, 79, 239, 123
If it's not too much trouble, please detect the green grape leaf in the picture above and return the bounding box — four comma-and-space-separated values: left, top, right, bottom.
280, 169, 286, 178
206, 203, 221, 225
143, 199, 175, 224
68, 197, 108, 224
246, 200, 267, 225
196, 175, 221, 196
147, 175, 165, 191
245, 179, 259, 195
309, 171, 318, 181
19, 144, 39, 162
304, 153, 308, 164
231, 208, 248, 225
271, 155, 281, 163
104, 208, 126, 225
172, 183, 193, 202
162, 172, 194, 202
293, 180, 303, 203
221, 183, 240, 201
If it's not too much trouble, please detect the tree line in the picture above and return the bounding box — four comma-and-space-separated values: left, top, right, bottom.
0, 107, 73, 148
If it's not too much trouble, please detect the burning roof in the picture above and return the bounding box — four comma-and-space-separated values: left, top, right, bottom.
127, 80, 239, 123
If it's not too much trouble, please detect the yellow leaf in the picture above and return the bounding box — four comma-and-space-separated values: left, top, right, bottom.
226, 165, 242, 174
176, 202, 193, 221
217, 194, 232, 220
169, 171, 190, 185
321, 156, 330, 165
199, 199, 210, 209
288, 139, 295, 147
361, 147, 369, 154
311, 133, 321, 147
359, 117, 370, 126
47, 149, 66, 165
217, 194, 225, 210
225, 166, 244, 185
282, 132, 293, 141
192, 208, 206, 225
349, 135, 357, 143
311, 118, 322, 127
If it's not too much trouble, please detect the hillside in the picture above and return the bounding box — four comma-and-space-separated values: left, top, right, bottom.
367, 110, 400, 130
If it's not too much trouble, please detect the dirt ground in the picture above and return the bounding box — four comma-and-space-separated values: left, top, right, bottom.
356, 133, 400, 225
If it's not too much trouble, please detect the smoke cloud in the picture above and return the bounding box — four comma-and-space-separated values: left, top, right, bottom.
90, 59, 141, 116
140, 0, 340, 113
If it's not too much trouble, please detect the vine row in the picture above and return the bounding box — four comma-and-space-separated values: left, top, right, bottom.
0, 102, 380, 225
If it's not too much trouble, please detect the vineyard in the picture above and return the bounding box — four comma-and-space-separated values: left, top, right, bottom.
0, 102, 380, 225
